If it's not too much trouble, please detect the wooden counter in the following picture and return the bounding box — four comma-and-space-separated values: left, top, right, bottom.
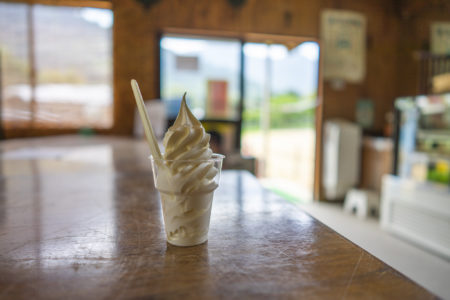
0, 136, 435, 299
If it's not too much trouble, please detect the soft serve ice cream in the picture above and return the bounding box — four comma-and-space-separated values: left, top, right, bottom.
152, 95, 223, 246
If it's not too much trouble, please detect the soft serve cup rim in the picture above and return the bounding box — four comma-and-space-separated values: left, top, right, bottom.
149, 153, 225, 163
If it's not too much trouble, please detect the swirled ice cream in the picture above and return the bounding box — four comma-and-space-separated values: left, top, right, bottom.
152, 95, 223, 246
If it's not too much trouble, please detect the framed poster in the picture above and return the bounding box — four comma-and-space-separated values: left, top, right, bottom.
431, 22, 450, 55
321, 9, 367, 83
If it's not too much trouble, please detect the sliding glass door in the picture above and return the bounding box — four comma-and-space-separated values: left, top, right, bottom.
241, 42, 319, 202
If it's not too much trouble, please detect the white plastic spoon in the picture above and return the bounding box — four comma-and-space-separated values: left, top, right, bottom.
131, 79, 163, 161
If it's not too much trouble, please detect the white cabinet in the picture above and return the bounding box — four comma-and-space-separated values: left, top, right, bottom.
381, 175, 450, 260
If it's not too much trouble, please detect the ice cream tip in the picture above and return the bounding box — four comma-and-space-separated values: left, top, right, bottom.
162, 93, 214, 162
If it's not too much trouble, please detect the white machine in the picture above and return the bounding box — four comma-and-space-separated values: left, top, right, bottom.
381, 175, 450, 260
323, 119, 362, 200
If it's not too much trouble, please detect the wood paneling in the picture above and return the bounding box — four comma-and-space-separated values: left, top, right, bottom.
395, 1, 450, 96
320, 0, 400, 134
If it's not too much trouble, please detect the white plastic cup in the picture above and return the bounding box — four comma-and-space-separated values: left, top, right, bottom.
150, 154, 224, 246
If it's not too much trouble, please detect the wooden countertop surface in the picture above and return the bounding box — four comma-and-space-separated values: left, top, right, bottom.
0, 136, 435, 299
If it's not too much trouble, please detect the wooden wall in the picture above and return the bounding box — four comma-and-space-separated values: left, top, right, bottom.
395, 1, 450, 97
320, 0, 400, 134
112, 0, 401, 135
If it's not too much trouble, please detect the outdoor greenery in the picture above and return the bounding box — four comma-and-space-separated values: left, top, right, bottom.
1, 45, 109, 85
39, 69, 85, 84
1, 49, 28, 85
243, 92, 316, 132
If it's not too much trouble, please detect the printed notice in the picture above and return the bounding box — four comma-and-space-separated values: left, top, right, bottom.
321, 10, 367, 83
431, 22, 450, 55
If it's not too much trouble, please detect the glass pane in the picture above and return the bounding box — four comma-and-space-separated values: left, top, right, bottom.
242, 41, 319, 203
0, 3, 32, 128
33, 5, 113, 128
241, 42, 267, 157
160, 35, 241, 120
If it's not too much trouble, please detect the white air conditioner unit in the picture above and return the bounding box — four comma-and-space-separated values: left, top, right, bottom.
323, 119, 362, 200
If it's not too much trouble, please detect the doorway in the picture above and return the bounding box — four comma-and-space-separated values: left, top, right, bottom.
159, 32, 320, 202
241, 41, 320, 203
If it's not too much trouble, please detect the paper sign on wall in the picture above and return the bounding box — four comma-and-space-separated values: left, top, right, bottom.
321, 9, 367, 83
431, 22, 450, 55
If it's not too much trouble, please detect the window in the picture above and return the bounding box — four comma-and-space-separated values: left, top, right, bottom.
160, 35, 241, 121
242, 42, 319, 202
0, 2, 113, 132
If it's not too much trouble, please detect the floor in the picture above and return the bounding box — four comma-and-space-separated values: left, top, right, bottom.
299, 202, 450, 300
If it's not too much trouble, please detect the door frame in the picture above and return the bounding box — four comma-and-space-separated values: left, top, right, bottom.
158, 28, 324, 200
